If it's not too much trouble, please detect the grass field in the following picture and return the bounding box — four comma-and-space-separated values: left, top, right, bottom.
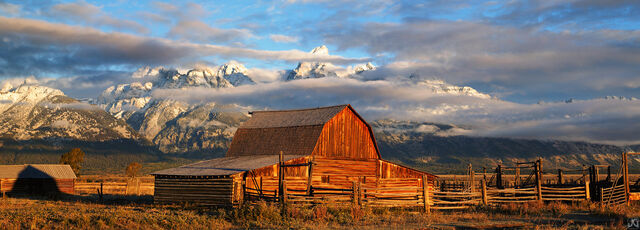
1, 194, 638, 229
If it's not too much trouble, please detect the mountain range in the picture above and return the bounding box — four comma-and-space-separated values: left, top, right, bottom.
0, 46, 637, 174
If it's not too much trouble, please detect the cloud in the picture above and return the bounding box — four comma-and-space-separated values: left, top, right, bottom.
150, 77, 640, 145
0, 16, 369, 79
136, 12, 171, 24
0, 2, 20, 16
168, 20, 254, 43
47, 1, 149, 34
270, 34, 300, 43
322, 20, 640, 102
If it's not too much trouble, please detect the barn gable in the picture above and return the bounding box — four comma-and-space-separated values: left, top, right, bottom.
226, 104, 380, 160
312, 105, 380, 159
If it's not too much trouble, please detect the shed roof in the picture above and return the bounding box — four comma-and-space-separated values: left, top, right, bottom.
151, 155, 306, 176
0, 164, 77, 179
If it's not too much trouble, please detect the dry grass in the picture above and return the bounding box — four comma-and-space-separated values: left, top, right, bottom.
1, 195, 638, 229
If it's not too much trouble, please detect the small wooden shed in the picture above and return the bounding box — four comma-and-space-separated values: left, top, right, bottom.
152, 104, 435, 206
0, 164, 76, 195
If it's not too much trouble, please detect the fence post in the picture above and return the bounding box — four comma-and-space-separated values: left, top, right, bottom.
538, 158, 544, 185
585, 181, 590, 201
422, 175, 430, 214
496, 165, 503, 189
125, 178, 130, 195
281, 182, 288, 217
278, 151, 284, 201
483, 167, 487, 182
600, 187, 604, 208
515, 167, 520, 188
306, 157, 314, 196
357, 181, 363, 207
557, 169, 563, 185
623, 152, 630, 205
352, 181, 358, 206
481, 179, 487, 205
535, 160, 543, 203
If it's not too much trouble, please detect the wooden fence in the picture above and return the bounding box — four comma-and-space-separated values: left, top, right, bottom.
486, 187, 538, 204
74, 177, 154, 195
541, 184, 590, 202
253, 176, 592, 212
600, 184, 626, 206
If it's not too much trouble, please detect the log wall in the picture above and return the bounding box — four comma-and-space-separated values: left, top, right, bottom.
154, 176, 234, 206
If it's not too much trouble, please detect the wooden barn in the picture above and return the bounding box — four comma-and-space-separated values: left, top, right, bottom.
152, 104, 435, 206
0, 164, 76, 195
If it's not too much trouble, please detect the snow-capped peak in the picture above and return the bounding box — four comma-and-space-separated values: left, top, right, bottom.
354, 62, 376, 74
418, 79, 492, 99
0, 84, 66, 114
217, 61, 255, 86
132, 66, 164, 79
217, 60, 248, 76
286, 45, 338, 81
310, 45, 329, 55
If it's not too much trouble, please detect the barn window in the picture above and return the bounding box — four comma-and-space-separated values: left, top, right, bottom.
321, 175, 330, 183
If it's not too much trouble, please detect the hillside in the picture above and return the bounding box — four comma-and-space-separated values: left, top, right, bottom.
373, 120, 634, 174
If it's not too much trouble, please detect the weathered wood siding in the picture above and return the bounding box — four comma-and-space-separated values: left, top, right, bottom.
312, 108, 378, 159
154, 176, 233, 206
379, 160, 436, 180
244, 157, 311, 196
0, 178, 74, 194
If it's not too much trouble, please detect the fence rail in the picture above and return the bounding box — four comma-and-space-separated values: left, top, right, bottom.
74, 178, 154, 195
601, 184, 627, 206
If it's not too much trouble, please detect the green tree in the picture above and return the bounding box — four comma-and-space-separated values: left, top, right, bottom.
59, 148, 84, 175
125, 162, 142, 178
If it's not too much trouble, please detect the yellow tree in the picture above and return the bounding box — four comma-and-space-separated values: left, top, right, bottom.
125, 162, 142, 178
59, 148, 85, 175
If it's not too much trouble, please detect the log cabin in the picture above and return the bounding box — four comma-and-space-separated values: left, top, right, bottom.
152, 104, 435, 206
0, 164, 76, 195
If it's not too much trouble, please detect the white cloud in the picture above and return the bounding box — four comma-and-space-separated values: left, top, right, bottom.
0, 2, 21, 16
47, 1, 149, 34
168, 20, 255, 43
269, 34, 299, 43
149, 77, 640, 145
0, 16, 369, 75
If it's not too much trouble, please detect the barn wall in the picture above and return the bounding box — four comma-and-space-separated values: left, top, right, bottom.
0, 178, 74, 194
154, 176, 233, 206
310, 158, 378, 189
242, 158, 437, 196
312, 108, 378, 160
244, 157, 311, 196
379, 160, 436, 180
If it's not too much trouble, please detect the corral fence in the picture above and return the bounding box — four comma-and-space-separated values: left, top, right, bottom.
74, 176, 154, 195
250, 178, 592, 212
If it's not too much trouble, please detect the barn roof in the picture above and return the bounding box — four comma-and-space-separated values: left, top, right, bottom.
241, 104, 348, 128
226, 105, 351, 157
151, 155, 306, 176
0, 164, 77, 179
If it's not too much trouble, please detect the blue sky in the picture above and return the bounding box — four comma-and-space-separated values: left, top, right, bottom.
1, 0, 639, 103
2, 0, 640, 144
